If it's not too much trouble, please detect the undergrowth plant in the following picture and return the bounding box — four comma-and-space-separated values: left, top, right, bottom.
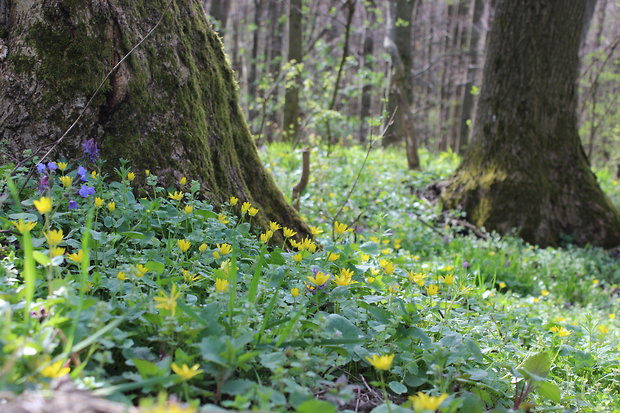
0, 142, 618, 412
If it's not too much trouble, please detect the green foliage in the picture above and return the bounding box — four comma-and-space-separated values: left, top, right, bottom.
1, 147, 619, 411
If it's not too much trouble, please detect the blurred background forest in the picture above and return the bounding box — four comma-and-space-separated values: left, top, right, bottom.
204, 0, 620, 171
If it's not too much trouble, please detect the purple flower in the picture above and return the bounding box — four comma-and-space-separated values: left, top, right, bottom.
77, 166, 88, 182
82, 138, 100, 162
68, 200, 78, 210
36, 163, 46, 174
47, 161, 58, 171
463, 261, 471, 269
38, 175, 49, 193
78, 185, 95, 198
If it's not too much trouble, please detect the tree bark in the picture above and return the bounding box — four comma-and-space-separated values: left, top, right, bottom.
282, 0, 302, 142
1, 0, 310, 237
442, 0, 620, 248
208, 0, 231, 35
457, 0, 485, 152
383, 0, 420, 170
358, 0, 376, 144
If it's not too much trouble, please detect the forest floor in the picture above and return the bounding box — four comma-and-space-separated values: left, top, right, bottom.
1, 144, 619, 412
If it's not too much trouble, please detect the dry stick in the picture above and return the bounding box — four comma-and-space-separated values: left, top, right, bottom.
291, 148, 310, 211
14, 0, 173, 194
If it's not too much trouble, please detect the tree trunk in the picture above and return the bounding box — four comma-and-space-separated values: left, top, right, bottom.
457, 0, 485, 152
282, 0, 302, 142
383, 0, 420, 170
208, 0, 231, 35
442, 0, 620, 248
358, 0, 376, 144
1, 0, 310, 237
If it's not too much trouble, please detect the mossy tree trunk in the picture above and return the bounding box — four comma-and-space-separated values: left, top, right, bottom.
0, 0, 310, 236
442, 0, 620, 248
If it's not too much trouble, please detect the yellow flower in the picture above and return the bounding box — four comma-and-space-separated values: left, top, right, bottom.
426, 284, 439, 296
360, 254, 370, 262
199, 243, 208, 252
283, 227, 297, 238
117, 271, 127, 280
592, 279, 599, 285
549, 326, 571, 337
260, 230, 273, 243
178, 239, 191, 253
67, 249, 84, 263
179, 177, 187, 185
49, 247, 65, 257
184, 205, 194, 214
217, 213, 230, 225
57, 162, 68, 172
381, 248, 392, 255
12, 219, 37, 234
229, 196, 238, 206
107, 201, 116, 212
308, 226, 322, 235
408, 392, 448, 412
145, 169, 150, 176
241, 201, 251, 214
334, 221, 350, 235
291, 287, 300, 297
215, 278, 229, 293
365, 354, 394, 371
44, 229, 64, 246
498, 281, 507, 289
383, 261, 396, 274
94, 197, 104, 207
248, 207, 259, 216
136, 264, 148, 277
91, 171, 98, 180
154, 284, 181, 316
555, 316, 566, 322
598, 325, 610, 334
171, 363, 202, 380
182, 269, 200, 282
610, 313, 616, 320
269, 221, 282, 232
366, 276, 376, 283
168, 191, 184, 201
34, 197, 53, 214
41, 360, 70, 378
59, 175, 72, 188
440, 274, 454, 286
307, 271, 330, 287
217, 243, 232, 255
409, 272, 425, 284
327, 252, 340, 262
293, 253, 303, 262
541, 289, 550, 296
334, 268, 357, 287
127, 172, 136, 181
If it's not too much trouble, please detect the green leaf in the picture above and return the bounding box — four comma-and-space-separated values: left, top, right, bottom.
536, 381, 561, 403
146, 260, 165, 274
221, 379, 255, 395
119, 231, 145, 239
296, 400, 336, 413
520, 351, 551, 381
388, 381, 407, 394
133, 358, 162, 378
32, 251, 51, 266
195, 209, 217, 219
